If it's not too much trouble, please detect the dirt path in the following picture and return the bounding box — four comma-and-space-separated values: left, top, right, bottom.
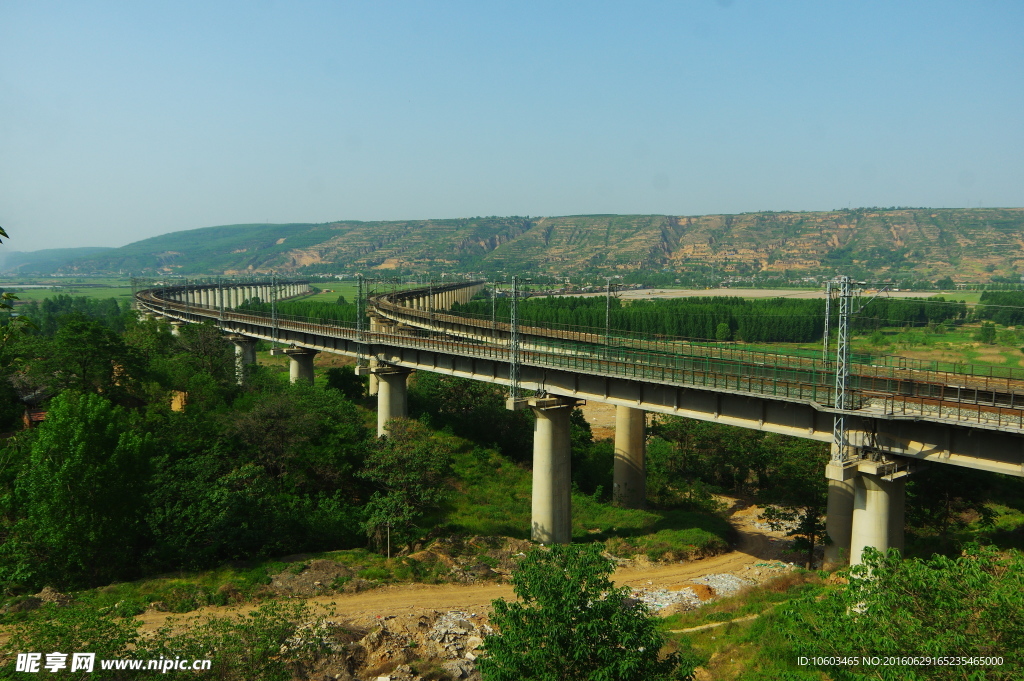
136, 498, 794, 633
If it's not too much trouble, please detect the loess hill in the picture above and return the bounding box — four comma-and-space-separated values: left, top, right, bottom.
32, 207, 1024, 282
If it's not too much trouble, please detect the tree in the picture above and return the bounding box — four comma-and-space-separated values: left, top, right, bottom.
359, 418, 453, 552
975, 321, 997, 344
715, 321, 732, 341
325, 365, 365, 401
3, 392, 151, 588
479, 543, 699, 681
776, 545, 1024, 680
758, 435, 829, 569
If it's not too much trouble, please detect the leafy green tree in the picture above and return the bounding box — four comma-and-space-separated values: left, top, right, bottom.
409, 373, 533, 461
325, 365, 366, 401
905, 463, 995, 550
480, 543, 698, 681
758, 436, 830, 569
975, 321, 997, 344
776, 544, 1024, 680
227, 382, 367, 495
3, 392, 151, 589
10, 316, 146, 406
359, 418, 453, 552
715, 321, 732, 341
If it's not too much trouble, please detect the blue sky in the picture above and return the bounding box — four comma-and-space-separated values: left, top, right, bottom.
2, 1, 1022, 252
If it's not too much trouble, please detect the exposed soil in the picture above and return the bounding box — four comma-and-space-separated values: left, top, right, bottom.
134, 496, 798, 635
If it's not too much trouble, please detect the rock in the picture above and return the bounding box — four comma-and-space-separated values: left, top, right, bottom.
35, 586, 73, 607
441, 660, 471, 679
689, 574, 756, 597
3, 597, 42, 613
342, 578, 375, 594
270, 559, 353, 596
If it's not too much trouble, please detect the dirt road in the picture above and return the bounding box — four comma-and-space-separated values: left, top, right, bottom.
137, 498, 793, 632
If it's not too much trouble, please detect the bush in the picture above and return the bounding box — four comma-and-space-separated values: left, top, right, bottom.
479, 543, 699, 680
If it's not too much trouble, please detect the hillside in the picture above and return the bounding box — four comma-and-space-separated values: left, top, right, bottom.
0, 246, 114, 274
42, 208, 1024, 283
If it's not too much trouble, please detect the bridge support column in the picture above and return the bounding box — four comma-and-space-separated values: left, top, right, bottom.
849, 471, 907, 566
850, 473, 897, 565
527, 396, 582, 544
376, 367, 412, 436
227, 334, 258, 385
824, 478, 855, 568
888, 476, 906, 554
284, 346, 319, 385
613, 405, 646, 508
169, 321, 185, 337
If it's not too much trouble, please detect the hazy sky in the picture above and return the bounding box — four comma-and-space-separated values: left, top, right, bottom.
2, 1, 1022, 253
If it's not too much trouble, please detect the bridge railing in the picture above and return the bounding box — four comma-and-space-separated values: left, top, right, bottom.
372, 293, 1024, 403
137, 286, 1024, 429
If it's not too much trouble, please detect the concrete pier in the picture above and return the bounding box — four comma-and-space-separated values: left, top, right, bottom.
528, 396, 581, 544
613, 405, 646, 508
227, 334, 257, 385
850, 473, 904, 565
824, 478, 855, 568
169, 321, 185, 337
376, 367, 412, 436
284, 346, 319, 385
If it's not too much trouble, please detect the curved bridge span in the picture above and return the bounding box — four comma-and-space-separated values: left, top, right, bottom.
137, 280, 1024, 565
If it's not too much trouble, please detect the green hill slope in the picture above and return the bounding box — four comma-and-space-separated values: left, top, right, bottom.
52, 208, 1024, 283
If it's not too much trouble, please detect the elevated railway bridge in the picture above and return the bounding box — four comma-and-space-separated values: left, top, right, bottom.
136, 279, 1024, 566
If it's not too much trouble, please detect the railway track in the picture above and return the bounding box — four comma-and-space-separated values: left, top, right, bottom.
137, 286, 1024, 431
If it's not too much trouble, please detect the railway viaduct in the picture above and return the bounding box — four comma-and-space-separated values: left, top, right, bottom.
136, 279, 1024, 566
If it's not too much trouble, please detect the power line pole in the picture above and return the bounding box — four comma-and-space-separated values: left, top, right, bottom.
509, 275, 521, 401
832, 275, 852, 464
822, 279, 832, 366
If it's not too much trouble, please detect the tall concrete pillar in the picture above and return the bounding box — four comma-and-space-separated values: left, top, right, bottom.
529, 396, 578, 544
228, 334, 258, 385
613, 406, 646, 508
888, 477, 906, 554
284, 346, 319, 385
376, 368, 412, 436
850, 473, 902, 565
170, 321, 185, 337
824, 478, 855, 568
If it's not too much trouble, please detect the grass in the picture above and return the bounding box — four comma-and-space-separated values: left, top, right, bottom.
660, 571, 829, 681
438, 438, 733, 558
7, 285, 135, 303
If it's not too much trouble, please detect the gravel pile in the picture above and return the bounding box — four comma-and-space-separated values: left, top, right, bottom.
629, 587, 703, 613
427, 610, 491, 661
690, 573, 756, 597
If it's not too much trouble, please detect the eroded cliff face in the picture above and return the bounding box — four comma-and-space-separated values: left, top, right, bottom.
54, 208, 1024, 281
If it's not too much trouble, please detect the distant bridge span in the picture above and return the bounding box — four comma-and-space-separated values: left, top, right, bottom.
137, 279, 1024, 566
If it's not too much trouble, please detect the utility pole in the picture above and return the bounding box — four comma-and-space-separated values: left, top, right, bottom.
509, 275, 521, 401
356, 274, 366, 368
832, 275, 852, 464
491, 280, 498, 335
271, 273, 279, 345
605, 276, 613, 345
822, 279, 833, 366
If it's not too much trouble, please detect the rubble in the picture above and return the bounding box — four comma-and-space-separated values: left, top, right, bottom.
690, 573, 756, 597
630, 586, 704, 612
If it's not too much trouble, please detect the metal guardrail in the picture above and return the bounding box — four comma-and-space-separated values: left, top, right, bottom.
137, 285, 1024, 432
